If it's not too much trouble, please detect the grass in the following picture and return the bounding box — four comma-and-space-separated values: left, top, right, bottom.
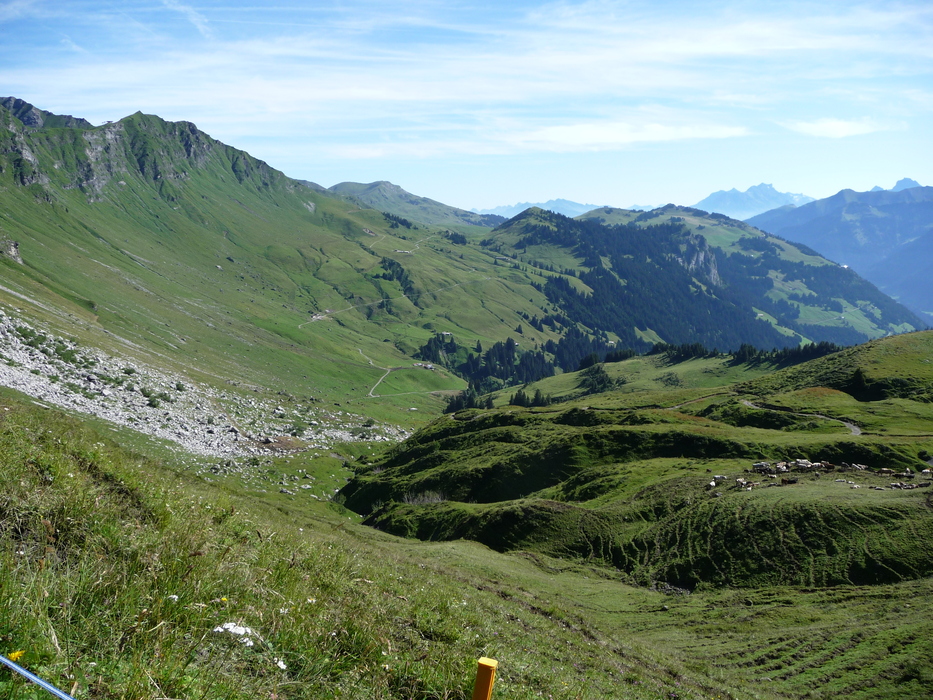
344, 337, 933, 594
4, 102, 933, 700
0, 389, 772, 700
0, 110, 574, 427
2, 375, 933, 698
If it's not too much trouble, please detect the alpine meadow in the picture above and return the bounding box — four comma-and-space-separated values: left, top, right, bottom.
1, 95, 933, 700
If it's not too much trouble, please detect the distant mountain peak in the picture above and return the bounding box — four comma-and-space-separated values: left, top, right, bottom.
1, 96, 93, 130
691, 183, 814, 221
328, 180, 505, 227
473, 198, 605, 219
892, 178, 921, 192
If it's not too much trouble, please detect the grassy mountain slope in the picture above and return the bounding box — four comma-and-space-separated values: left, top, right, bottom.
341, 331, 933, 592
5, 98, 922, 438
745, 187, 933, 323
328, 180, 505, 228
2, 99, 933, 700
0, 388, 704, 700
4, 384, 933, 700
0, 101, 570, 425
510, 205, 922, 347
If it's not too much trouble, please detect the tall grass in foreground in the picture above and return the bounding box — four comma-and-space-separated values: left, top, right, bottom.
0, 396, 712, 700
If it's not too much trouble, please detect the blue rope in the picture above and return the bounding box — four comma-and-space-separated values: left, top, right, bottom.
0, 654, 77, 700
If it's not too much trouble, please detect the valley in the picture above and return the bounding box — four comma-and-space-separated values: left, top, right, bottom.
2, 98, 933, 699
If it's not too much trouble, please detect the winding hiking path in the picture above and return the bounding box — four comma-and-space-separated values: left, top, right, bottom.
668, 392, 731, 410
293, 230, 492, 399
741, 399, 862, 435
357, 348, 392, 397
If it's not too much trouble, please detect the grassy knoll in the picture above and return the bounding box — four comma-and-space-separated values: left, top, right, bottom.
343, 334, 933, 594
0, 392, 694, 700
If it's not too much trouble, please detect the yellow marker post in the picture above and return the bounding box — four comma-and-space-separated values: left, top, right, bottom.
472, 657, 498, 700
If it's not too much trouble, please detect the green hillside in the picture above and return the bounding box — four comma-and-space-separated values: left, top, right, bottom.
0, 101, 548, 427
2, 92, 933, 699
573, 205, 922, 345
328, 180, 505, 229
3, 98, 922, 440
4, 383, 933, 700
342, 332, 933, 592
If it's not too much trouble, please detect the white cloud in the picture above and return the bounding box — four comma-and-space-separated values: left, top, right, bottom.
0, 0, 37, 22
60, 35, 87, 53
161, 0, 213, 39
515, 121, 749, 151
1, 0, 929, 202
783, 118, 886, 138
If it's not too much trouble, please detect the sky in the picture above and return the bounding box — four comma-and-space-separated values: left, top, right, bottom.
1, 0, 931, 210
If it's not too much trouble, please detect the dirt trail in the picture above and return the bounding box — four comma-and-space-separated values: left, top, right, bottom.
741, 399, 861, 435
357, 348, 392, 397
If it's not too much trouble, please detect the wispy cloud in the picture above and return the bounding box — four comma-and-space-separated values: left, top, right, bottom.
783, 118, 887, 138
161, 0, 213, 39
60, 35, 87, 53
515, 121, 749, 151
0, 0, 930, 204
0, 0, 38, 22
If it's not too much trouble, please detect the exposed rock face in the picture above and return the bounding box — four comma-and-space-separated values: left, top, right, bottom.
1, 97, 286, 205
0, 96, 94, 129
678, 234, 722, 286
0, 310, 408, 458
0, 239, 22, 264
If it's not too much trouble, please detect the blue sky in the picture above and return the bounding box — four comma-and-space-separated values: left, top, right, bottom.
1, 0, 930, 209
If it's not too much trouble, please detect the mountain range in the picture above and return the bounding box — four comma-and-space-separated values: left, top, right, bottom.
872, 177, 922, 192
747, 185, 933, 322
690, 183, 815, 220
323, 180, 505, 228
472, 198, 607, 219
2, 95, 921, 430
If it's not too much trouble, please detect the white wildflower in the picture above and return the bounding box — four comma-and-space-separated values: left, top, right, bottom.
167, 594, 179, 602
274, 658, 287, 670
213, 621, 261, 648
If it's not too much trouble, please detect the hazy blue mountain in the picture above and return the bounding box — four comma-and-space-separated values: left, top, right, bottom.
690, 183, 814, 221
891, 177, 921, 191
473, 198, 605, 219
865, 229, 933, 322
747, 186, 933, 323
869, 178, 921, 193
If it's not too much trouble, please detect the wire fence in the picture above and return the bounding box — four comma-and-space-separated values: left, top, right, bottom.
0, 654, 77, 700
3, 652, 496, 700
